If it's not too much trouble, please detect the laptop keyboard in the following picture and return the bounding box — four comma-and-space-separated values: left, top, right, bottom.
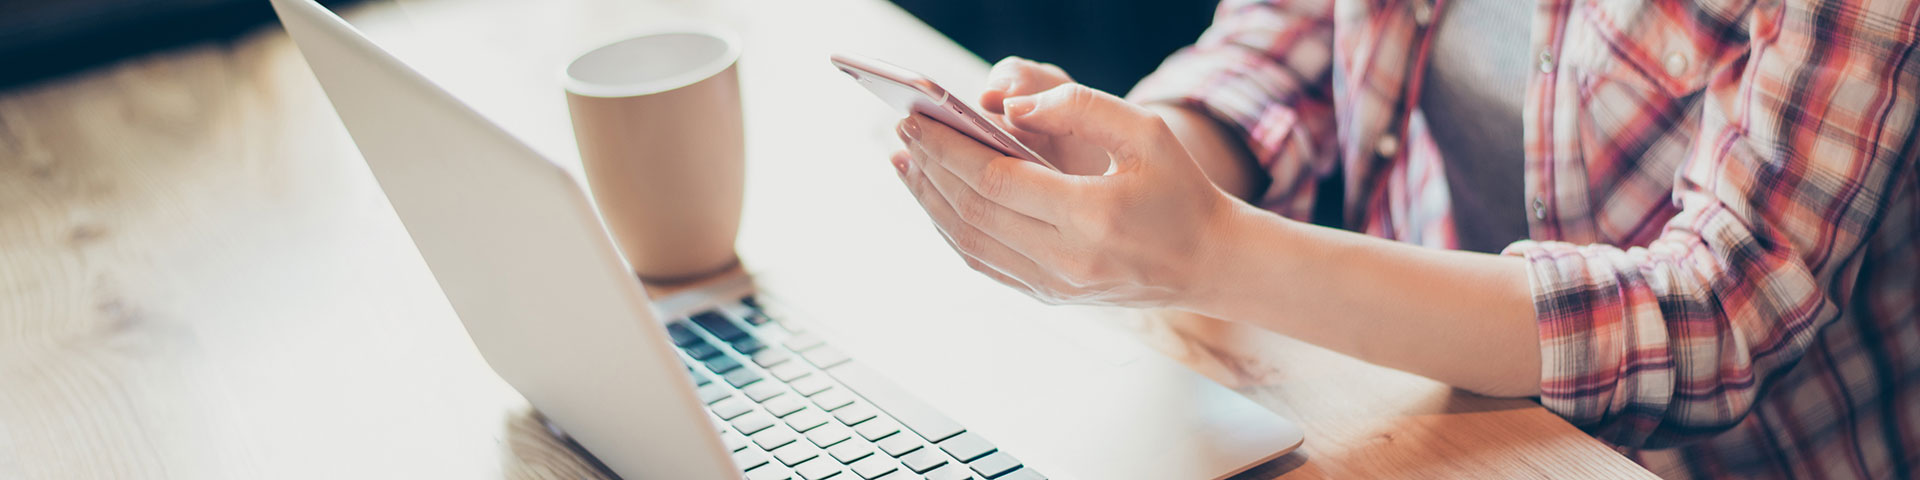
672, 296, 1046, 480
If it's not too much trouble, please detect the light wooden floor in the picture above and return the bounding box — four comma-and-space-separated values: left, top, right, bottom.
0, 0, 1656, 478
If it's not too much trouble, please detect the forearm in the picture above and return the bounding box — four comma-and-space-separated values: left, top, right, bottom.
1186, 204, 1543, 396
1148, 104, 1266, 201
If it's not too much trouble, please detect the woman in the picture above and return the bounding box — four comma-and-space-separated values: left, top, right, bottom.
886, 0, 1918, 478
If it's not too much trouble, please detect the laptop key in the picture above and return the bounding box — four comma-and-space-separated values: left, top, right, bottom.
724, 368, 765, 388
801, 347, 851, 369
900, 447, 950, 473
743, 382, 787, 403
828, 439, 876, 463
722, 430, 752, 452
794, 457, 843, 480
753, 426, 800, 451
827, 362, 968, 443
854, 419, 900, 442
832, 403, 878, 426
995, 467, 1043, 480
773, 442, 822, 467
848, 456, 899, 480
769, 361, 812, 382
784, 332, 826, 352
783, 408, 832, 433
873, 471, 917, 480
938, 433, 996, 462
705, 355, 744, 375
685, 341, 724, 360
711, 398, 753, 420
811, 388, 857, 411
743, 310, 774, 326
733, 411, 778, 436
875, 433, 923, 457
791, 375, 834, 396
745, 464, 793, 480
967, 452, 1021, 479
697, 384, 732, 405
666, 321, 703, 347
733, 448, 771, 471
691, 311, 750, 342
765, 395, 808, 418
805, 424, 854, 448
752, 348, 794, 368
923, 464, 976, 480
733, 337, 768, 355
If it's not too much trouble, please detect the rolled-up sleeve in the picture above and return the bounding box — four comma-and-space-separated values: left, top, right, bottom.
1127, 0, 1339, 221
1503, 1, 1919, 449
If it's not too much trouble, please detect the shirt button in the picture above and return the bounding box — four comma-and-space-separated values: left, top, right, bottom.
1531, 197, 1547, 220
1375, 134, 1400, 158
1537, 52, 1555, 74
1664, 52, 1689, 76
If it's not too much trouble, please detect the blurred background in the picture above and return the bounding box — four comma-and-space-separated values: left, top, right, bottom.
0, 0, 1217, 94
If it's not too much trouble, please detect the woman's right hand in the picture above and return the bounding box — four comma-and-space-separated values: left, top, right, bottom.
976, 57, 1112, 175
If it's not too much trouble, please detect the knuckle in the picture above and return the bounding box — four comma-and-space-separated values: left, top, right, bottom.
955, 195, 994, 225
1062, 84, 1097, 108
1063, 259, 1104, 289
976, 161, 1015, 199
951, 230, 987, 255
961, 256, 990, 274
988, 58, 1021, 79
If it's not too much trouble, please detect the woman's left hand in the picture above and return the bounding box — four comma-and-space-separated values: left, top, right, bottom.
890, 83, 1244, 308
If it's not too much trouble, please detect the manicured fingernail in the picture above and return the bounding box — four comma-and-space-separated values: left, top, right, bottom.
1004, 96, 1036, 117
902, 116, 922, 140
891, 157, 908, 178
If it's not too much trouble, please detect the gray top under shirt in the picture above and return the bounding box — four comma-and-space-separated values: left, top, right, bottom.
1420, 0, 1534, 253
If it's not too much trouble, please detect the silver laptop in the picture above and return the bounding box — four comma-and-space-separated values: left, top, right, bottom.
268, 1, 1303, 478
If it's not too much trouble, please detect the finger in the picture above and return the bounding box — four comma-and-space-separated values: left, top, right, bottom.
904, 115, 1079, 223
909, 139, 1064, 255
931, 223, 1038, 294
1004, 83, 1181, 171
982, 57, 1072, 115
894, 146, 1053, 288
909, 170, 1041, 293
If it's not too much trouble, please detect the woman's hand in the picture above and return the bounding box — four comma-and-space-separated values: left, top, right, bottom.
890, 82, 1243, 308
975, 57, 1111, 176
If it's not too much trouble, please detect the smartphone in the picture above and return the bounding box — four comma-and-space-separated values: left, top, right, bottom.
830, 53, 1057, 171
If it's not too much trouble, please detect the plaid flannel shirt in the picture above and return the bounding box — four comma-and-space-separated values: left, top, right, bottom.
1129, 0, 1920, 478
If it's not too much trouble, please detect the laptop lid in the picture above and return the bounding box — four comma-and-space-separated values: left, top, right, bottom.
267, 1, 735, 477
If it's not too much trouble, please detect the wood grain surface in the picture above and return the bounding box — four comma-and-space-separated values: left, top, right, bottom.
0, 0, 1656, 478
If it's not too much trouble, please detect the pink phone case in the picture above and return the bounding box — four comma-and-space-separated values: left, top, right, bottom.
830, 53, 1057, 171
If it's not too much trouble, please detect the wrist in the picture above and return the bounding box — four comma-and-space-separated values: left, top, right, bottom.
1176, 197, 1299, 320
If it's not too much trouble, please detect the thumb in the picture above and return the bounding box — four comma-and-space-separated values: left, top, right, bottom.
1003, 84, 1176, 171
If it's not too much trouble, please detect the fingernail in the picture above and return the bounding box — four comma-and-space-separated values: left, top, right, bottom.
891, 157, 908, 178
903, 116, 922, 140
1004, 96, 1036, 117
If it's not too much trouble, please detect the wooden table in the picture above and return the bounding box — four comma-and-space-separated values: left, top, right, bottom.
0, 0, 1657, 478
